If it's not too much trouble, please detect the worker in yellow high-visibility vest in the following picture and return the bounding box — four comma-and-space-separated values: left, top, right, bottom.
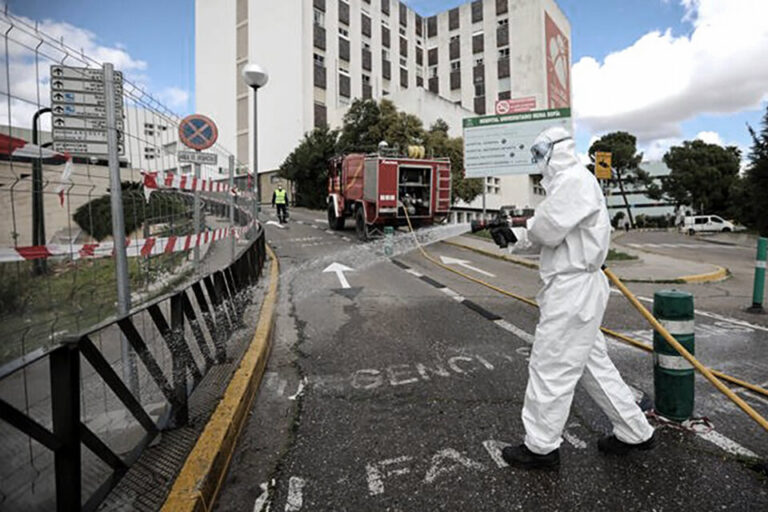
271, 184, 289, 223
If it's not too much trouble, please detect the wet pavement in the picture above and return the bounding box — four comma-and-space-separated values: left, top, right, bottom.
215, 209, 768, 511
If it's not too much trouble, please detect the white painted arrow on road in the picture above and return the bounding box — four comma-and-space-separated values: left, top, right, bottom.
266, 220, 286, 229
323, 262, 354, 289
439, 256, 495, 277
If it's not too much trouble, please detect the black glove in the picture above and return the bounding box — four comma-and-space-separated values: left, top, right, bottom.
490, 225, 518, 248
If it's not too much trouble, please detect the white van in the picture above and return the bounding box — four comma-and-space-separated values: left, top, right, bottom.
683, 215, 736, 234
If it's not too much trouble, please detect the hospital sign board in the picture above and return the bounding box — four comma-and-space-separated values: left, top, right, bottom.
462, 108, 571, 177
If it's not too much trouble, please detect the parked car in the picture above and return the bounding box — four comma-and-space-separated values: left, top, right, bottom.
682, 215, 736, 234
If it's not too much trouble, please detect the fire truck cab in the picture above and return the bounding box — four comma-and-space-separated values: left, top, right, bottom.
327, 150, 452, 240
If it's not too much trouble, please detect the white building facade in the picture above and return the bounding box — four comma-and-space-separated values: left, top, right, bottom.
195, 0, 571, 212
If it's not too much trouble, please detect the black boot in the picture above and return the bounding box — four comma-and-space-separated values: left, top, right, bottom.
502, 444, 560, 470
598, 431, 656, 455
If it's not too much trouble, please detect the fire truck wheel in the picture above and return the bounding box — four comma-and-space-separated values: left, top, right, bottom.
328, 202, 345, 231
355, 207, 369, 241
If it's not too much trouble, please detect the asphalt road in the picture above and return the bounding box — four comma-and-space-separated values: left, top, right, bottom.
617, 230, 764, 324
215, 209, 768, 511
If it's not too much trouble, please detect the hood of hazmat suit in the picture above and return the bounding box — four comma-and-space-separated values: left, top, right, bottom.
521, 125, 654, 455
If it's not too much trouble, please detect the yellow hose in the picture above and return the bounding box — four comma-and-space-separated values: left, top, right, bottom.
400, 208, 768, 432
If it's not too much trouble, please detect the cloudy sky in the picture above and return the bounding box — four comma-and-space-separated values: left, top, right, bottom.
6, 0, 768, 163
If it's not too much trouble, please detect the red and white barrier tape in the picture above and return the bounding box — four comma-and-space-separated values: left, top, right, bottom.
142, 171, 239, 196
0, 221, 258, 263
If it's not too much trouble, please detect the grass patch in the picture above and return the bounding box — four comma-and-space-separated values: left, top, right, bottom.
606, 248, 638, 261
0, 251, 190, 364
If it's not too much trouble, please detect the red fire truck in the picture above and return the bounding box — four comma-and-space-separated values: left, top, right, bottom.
327, 150, 452, 240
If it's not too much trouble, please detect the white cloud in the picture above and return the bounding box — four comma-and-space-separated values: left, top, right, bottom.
0, 13, 187, 131
572, 0, 768, 142
695, 130, 723, 145
159, 86, 189, 110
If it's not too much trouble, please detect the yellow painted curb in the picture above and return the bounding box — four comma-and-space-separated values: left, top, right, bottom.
443, 239, 540, 270
679, 265, 729, 283
161, 244, 279, 512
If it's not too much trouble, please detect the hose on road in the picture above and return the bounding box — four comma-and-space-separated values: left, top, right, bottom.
399, 207, 768, 433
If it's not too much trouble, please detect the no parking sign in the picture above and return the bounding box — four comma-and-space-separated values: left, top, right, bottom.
179, 114, 218, 151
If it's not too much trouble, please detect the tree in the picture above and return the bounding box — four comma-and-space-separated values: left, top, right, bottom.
658, 140, 740, 216
734, 105, 768, 236
337, 99, 382, 153
73, 183, 189, 241
588, 132, 651, 228
278, 125, 339, 209
424, 119, 482, 204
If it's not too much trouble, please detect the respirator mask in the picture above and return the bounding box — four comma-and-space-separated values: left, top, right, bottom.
530, 136, 572, 172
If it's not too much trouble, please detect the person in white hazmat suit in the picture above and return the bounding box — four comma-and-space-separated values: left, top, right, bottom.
494, 126, 656, 470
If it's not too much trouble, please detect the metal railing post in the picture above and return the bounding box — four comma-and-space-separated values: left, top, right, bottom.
50, 343, 81, 512
748, 237, 767, 313
170, 293, 189, 426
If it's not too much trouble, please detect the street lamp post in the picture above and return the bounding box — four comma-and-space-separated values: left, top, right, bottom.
241, 63, 269, 220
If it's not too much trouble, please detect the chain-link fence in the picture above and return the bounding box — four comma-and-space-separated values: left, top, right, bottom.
0, 8, 257, 364
0, 8, 270, 511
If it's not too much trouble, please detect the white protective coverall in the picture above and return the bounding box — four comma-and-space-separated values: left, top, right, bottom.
521, 126, 654, 455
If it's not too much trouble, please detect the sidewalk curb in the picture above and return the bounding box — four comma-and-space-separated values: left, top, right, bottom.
445, 238, 729, 284
612, 238, 730, 284
161, 244, 279, 512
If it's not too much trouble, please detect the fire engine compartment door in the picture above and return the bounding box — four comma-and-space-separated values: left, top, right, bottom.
398, 165, 432, 218
363, 158, 378, 202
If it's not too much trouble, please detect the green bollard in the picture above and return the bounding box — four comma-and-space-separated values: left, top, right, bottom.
748, 237, 767, 314
653, 289, 695, 421
384, 226, 394, 256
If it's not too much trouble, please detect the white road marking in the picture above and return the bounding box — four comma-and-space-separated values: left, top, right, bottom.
252, 481, 272, 512
563, 431, 587, 450
366, 456, 413, 496
440, 255, 496, 277
266, 221, 286, 229
323, 262, 353, 289
440, 287, 466, 302
423, 448, 486, 483
284, 476, 305, 511
314, 219, 326, 223
482, 440, 511, 468
493, 319, 535, 345
288, 377, 308, 400
688, 426, 760, 459
631, 296, 768, 333
405, 268, 424, 277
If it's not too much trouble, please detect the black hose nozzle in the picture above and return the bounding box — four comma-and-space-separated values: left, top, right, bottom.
470, 216, 517, 248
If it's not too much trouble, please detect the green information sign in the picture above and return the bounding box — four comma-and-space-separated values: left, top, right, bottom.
462, 108, 572, 177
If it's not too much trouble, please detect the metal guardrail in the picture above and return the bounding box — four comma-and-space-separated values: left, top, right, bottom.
0, 226, 267, 512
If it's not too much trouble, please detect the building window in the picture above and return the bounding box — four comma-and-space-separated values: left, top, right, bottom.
339, 26, 349, 38
474, 56, 484, 67
400, 55, 407, 67
429, 65, 437, 78
450, 60, 461, 71
448, 7, 459, 30
314, 53, 325, 66
471, 0, 483, 23
498, 47, 510, 58
399, 26, 406, 36
314, 7, 325, 26
383, 48, 390, 61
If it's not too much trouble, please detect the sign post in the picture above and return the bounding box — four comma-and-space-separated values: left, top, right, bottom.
229, 155, 236, 263
103, 63, 139, 395
178, 114, 219, 271
595, 151, 612, 180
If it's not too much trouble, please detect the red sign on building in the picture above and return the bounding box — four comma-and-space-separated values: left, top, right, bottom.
495, 97, 537, 115
545, 13, 570, 109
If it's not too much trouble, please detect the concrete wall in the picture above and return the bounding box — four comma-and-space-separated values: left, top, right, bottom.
195, 0, 238, 160
0, 161, 110, 246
